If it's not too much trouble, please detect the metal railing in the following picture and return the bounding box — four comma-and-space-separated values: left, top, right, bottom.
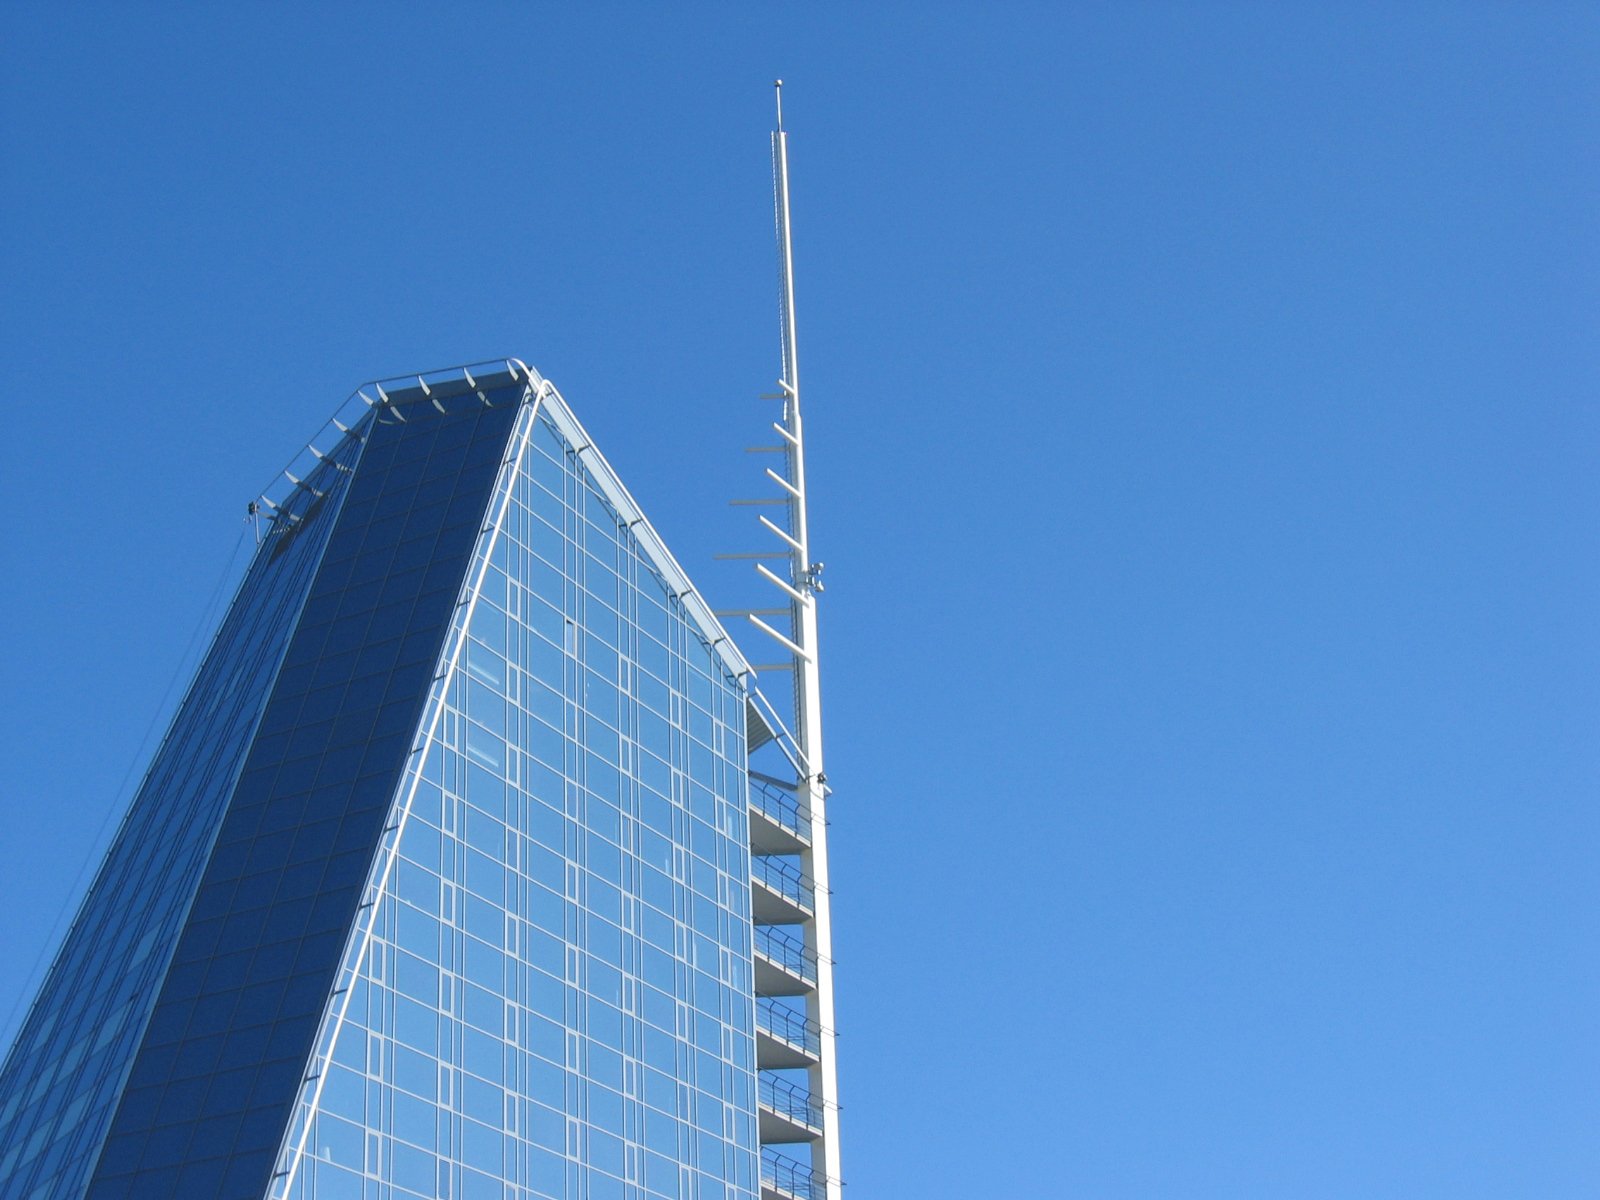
753, 855, 814, 912
759, 1073, 822, 1131
756, 997, 822, 1058
762, 1148, 826, 1200
754, 926, 817, 985
749, 773, 809, 840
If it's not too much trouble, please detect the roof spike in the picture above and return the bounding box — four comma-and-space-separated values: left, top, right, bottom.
768, 82, 844, 1199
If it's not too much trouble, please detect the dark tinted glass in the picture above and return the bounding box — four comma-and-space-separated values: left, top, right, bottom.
83, 391, 522, 1200
0, 430, 365, 1200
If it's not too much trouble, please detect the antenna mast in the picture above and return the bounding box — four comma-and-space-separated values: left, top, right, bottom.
724, 80, 844, 1200
770, 80, 821, 753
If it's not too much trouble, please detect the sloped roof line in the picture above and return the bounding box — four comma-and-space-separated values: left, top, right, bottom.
251, 358, 801, 755
255, 359, 536, 521
519, 369, 808, 769
517, 365, 754, 685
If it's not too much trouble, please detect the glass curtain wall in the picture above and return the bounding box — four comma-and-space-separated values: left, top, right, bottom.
0, 432, 364, 1200
283, 403, 759, 1200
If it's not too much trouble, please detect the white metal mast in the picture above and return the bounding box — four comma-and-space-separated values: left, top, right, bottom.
733, 80, 843, 1200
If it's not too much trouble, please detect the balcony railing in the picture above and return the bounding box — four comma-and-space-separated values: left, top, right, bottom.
762, 1148, 826, 1200
757, 997, 822, 1058
749, 774, 809, 839
759, 1074, 822, 1131
754, 926, 817, 985
753, 855, 814, 912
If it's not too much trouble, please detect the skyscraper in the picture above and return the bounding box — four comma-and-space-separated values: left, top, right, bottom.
0, 98, 840, 1200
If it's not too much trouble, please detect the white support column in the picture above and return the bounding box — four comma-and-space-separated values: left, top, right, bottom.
769, 79, 844, 1200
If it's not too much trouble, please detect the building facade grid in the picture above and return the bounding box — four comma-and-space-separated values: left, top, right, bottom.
279, 403, 759, 1200
0, 360, 838, 1200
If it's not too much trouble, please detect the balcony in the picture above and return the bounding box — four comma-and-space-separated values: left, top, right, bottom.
753, 925, 817, 996
756, 997, 821, 1069
761, 1148, 827, 1200
748, 773, 810, 855
752, 854, 814, 924
758, 1073, 822, 1143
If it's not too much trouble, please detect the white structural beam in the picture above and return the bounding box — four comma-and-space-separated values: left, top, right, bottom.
767, 79, 843, 1200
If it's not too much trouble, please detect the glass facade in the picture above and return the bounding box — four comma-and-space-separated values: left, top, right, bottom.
278, 404, 758, 1200
0, 427, 365, 1200
86, 388, 527, 1200
0, 365, 774, 1200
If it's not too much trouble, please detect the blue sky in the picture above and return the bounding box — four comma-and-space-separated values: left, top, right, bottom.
2, 4, 1596, 1196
